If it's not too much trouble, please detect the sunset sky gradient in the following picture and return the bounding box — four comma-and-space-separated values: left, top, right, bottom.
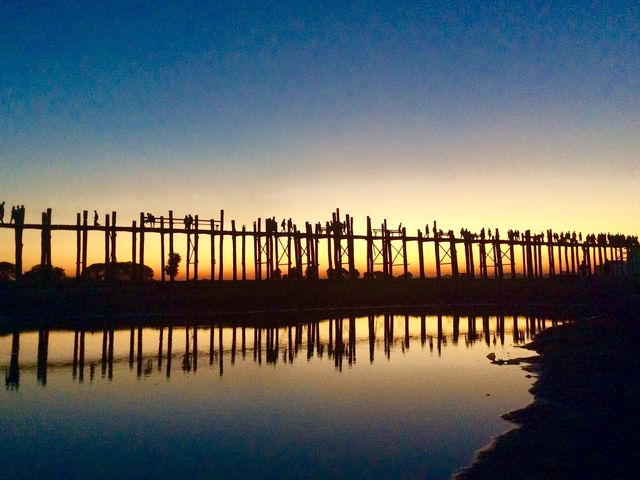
1, 1, 638, 274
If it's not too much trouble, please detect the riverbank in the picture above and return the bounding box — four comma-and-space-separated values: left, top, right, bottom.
2, 276, 638, 320
455, 296, 640, 479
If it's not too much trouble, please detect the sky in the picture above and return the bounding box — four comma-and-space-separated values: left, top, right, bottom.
1, 0, 638, 275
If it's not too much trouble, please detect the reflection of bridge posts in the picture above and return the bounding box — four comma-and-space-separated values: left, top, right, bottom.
420, 315, 426, 346
73, 330, 79, 379
231, 327, 236, 365
307, 323, 313, 360
79, 331, 85, 383
498, 316, 505, 345
218, 326, 224, 376
348, 317, 356, 366
404, 315, 410, 350
37, 329, 49, 386
6, 331, 20, 389
266, 328, 278, 364
193, 327, 198, 371
101, 329, 107, 377
513, 316, 520, 343
209, 326, 215, 365
128, 328, 134, 369
137, 327, 143, 378
158, 327, 164, 371
468, 316, 477, 341
437, 315, 443, 356
334, 318, 344, 371
383, 314, 391, 358
166, 326, 173, 378
108, 330, 114, 380
287, 327, 293, 363
482, 316, 490, 346
241, 327, 247, 358
453, 315, 459, 345
368, 315, 375, 363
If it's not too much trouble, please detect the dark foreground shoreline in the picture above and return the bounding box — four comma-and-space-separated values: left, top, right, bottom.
455, 298, 640, 479
2, 276, 638, 321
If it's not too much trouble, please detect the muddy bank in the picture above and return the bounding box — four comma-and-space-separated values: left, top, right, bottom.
455, 298, 640, 479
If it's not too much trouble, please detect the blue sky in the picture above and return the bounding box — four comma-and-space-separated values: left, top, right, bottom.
1, 1, 638, 238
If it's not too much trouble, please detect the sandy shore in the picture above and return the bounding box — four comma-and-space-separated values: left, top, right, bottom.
455, 297, 640, 479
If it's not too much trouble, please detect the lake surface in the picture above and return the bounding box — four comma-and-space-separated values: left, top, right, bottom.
1, 314, 561, 479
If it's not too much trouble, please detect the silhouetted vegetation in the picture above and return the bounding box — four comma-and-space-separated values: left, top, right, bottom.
164, 253, 181, 279
0, 262, 16, 281
83, 262, 153, 282
23, 264, 66, 285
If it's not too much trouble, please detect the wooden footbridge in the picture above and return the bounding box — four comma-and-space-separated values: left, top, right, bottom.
1, 207, 639, 281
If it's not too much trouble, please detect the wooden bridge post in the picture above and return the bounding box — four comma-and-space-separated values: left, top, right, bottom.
41, 211, 47, 266
434, 222, 441, 279
160, 216, 165, 282
524, 230, 534, 278
253, 221, 259, 280
305, 223, 314, 278
110, 211, 117, 264
294, 226, 302, 278
186, 216, 191, 282
347, 215, 356, 276
508, 233, 516, 278
326, 221, 333, 276
194, 215, 199, 281
334, 209, 342, 272
210, 218, 215, 282
449, 231, 459, 278
286, 220, 292, 275
402, 227, 408, 277
231, 220, 237, 281
366, 217, 373, 276
45, 208, 52, 266
132, 220, 137, 266
76, 213, 81, 278
167, 211, 174, 281
138, 212, 145, 282
218, 209, 224, 281
81, 210, 88, 275
547, 230, 555, 277
479, 231, 488, 279
464, 236, 475, 279
557, 237, 564, 275
104, 214, 111, 266
494, 229, 503, 279
532, 235, 539, 277
383, 220, 390, 277
273, 222, 279, 277
418, 230, 425, 279
242, 225, 247, 281
537, 238, 543, 277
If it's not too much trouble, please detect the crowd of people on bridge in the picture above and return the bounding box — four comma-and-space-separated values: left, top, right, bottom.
0, 203, 25, 225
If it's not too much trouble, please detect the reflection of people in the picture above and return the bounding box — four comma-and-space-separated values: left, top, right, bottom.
94, 210, 99, 226
0, 201, 4, 223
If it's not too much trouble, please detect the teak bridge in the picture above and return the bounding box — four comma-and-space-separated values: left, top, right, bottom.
2, 207, 639, 281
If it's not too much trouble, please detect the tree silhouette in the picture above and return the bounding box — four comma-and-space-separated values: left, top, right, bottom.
0, 262, 16, 281
164, 253, 181, 280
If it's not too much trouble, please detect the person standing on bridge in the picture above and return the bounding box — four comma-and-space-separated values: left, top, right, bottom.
94, 210, 99, 226
0, 201, 4, 223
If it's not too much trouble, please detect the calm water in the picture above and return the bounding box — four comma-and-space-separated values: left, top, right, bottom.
1, 314, 560, 479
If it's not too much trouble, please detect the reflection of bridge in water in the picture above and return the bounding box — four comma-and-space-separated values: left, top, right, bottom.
2, 207, 638, 280
3, 315, 565, 389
